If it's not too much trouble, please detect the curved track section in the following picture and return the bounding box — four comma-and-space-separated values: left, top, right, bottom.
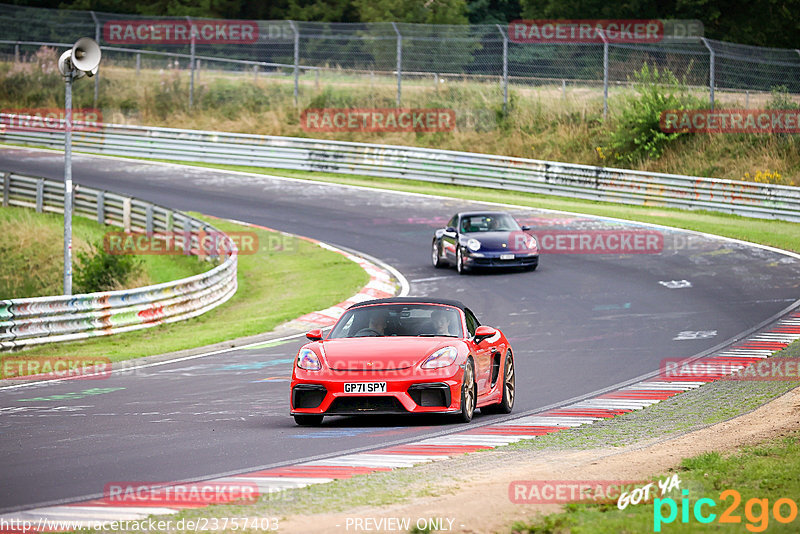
1, 148, 799, 513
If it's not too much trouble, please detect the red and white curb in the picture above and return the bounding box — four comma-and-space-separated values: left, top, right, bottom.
216, 218, 404, 331
3, 312, 798, 529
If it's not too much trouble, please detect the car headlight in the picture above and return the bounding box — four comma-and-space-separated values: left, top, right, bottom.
421, 346, 458, 369
527, 235, 538, 250
297, 348, 322, 371
466, 239, 481, 252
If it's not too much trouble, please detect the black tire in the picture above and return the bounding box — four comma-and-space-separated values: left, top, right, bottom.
496, 351, 515, 413
432, 240, 445, 268
456, 359, 476, 423
294, 414, 323, 426
482, 351, 515, 415
456, 247, 468, 275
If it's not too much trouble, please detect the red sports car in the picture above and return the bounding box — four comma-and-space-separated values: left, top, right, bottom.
290, 297, 515, 426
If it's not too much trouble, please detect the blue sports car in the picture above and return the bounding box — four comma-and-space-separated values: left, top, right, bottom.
432, 212, 539, 274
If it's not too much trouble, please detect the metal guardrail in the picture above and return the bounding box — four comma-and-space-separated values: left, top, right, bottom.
2, 115, 799, 222
0, 169, 238, 350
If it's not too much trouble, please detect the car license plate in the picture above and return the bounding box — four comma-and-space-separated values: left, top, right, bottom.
500, 253, 515, 260
344, 382, 387, 393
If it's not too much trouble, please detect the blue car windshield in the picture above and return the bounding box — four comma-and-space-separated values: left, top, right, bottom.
328, 304, 464, 338
460, 214, 520, 233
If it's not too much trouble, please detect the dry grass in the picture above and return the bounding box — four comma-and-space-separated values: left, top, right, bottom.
2, 55, 799, 184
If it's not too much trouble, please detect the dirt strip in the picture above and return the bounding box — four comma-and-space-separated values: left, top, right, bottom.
275, 386, 800, 534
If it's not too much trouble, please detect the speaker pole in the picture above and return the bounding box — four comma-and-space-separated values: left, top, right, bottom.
63, 69, 74, 295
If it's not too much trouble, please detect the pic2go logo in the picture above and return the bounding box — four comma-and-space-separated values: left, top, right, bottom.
654, 489, 798, 532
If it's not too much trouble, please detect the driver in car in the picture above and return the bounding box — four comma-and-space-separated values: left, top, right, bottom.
431, 309, 454, 336
355, 307, 389, 336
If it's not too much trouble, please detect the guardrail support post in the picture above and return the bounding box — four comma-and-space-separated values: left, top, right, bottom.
181, 215, 191, 255
796, 49, 800, 59
392, 22, 402, 107
701, 38, 715, 109
145, 204, 154, 234
90, 11, 100, 109
289, 21, 299, 106
97, 191, 105, 224
167, 211, 174, 232
187, 16, 195, 108
15, 42, 20, 63
122, 197, 131, 233
2, 172, 9, 207
136, 52, 140, 75
35, 179, 44, 213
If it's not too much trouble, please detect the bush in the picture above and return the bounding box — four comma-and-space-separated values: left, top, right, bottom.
602, 64, 702, 164
766, 85, 799, 110
74, 241, 143, 293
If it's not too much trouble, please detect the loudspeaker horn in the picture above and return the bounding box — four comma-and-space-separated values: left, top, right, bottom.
71, 37, 101, 73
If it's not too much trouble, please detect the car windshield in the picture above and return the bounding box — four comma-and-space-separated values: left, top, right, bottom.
328, 304, 464, 339
460, 214, 520, 233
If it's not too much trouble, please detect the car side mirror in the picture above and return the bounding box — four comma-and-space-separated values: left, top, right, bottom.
474, 325, 497, 344
306, 329, 323, 341
521, 225, 531, 231
445, 226, 457, 234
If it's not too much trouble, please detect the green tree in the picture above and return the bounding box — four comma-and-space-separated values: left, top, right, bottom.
354, 0, 469, 24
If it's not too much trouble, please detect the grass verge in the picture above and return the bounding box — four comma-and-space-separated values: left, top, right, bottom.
3, 213, 368, 363
0, 205, 207, 298
512, 436, 800, 533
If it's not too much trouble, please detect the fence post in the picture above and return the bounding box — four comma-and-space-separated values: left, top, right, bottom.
187, 16, 196, 108
90, 11, 100, 109
2, 172, 9, 207
136, 52, 141, 75
701, 38, 715, 109
14, 42, 20, 63
97, 190, 105, 224
562, 79, 566, 99
601, 31, 609, 120
392, 22, 402, 107
289, 21, 299, 106
496, 24, 508, 114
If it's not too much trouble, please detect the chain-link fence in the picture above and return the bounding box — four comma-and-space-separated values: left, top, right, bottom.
1, 3, 798, 116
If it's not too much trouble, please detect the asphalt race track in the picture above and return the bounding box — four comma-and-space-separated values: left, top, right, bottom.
1, 147, 799, 512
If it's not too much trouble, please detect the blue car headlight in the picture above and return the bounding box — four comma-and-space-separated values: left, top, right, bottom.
297, 348, 322, 371
421, 346, 458, 369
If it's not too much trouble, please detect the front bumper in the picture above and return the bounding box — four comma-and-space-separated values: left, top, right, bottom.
291, 367, 463, 416
464, 251, 539, 268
